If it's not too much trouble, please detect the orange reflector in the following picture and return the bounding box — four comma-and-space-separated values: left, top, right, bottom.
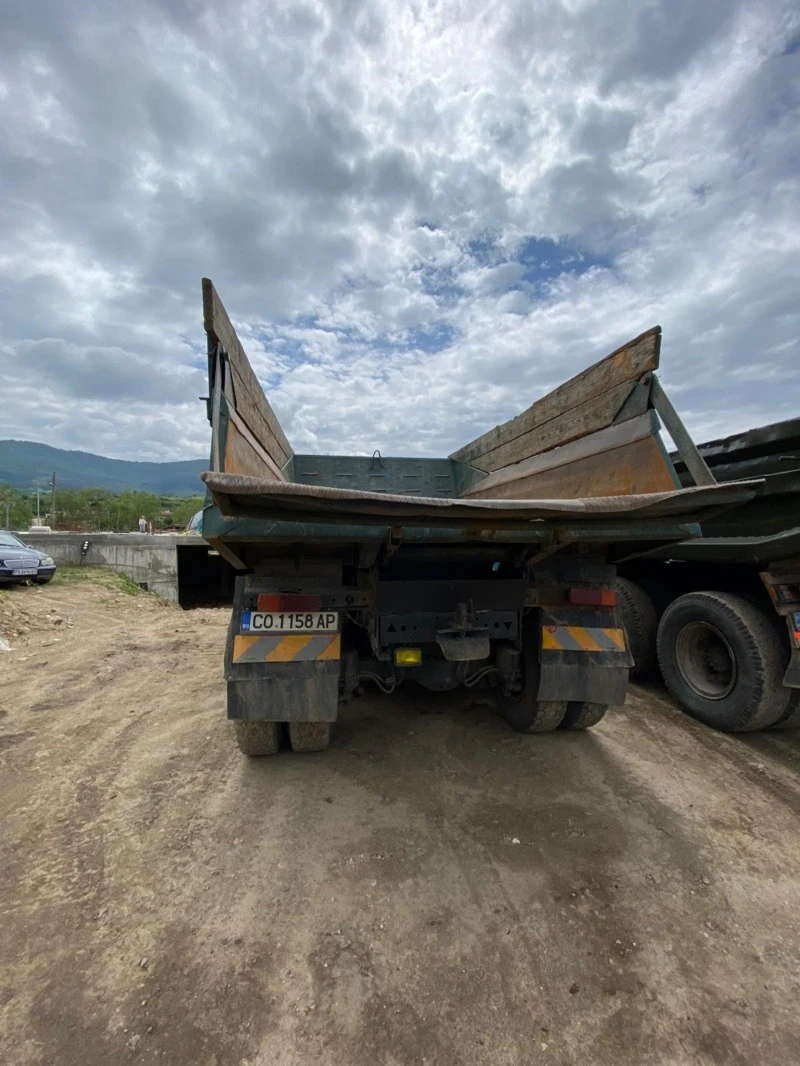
568, 588, 617, 607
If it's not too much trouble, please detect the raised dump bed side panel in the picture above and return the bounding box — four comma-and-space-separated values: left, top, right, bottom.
454, 326, 715, 500
451, 327, 663, 471
203, 277, 293, 481
463, 410, 681, 500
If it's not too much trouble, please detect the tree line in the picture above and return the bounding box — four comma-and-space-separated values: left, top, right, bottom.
0, 484, 204, 533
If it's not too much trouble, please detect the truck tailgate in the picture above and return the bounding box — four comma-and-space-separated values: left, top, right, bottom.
202, 471, 759, 532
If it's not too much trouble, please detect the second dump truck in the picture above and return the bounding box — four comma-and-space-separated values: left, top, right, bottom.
199, 279, 757, 755
617, 417, 800, 732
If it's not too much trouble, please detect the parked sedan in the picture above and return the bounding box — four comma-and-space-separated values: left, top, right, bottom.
0, 531, 57, 585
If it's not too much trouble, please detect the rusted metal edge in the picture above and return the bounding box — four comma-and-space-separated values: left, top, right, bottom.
201, 470, 760, 526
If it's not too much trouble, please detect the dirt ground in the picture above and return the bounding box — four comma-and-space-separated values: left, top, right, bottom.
1, 572, 799, 1066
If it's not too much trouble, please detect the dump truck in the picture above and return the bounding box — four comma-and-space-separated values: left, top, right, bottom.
199, 278, 758, 755
617, 418, 800, 732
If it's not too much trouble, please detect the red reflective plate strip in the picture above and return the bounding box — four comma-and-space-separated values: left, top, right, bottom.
256, 593, 322, 611
567, 588, 617, 607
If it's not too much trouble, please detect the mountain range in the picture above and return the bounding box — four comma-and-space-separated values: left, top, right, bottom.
0, 440, 208, 495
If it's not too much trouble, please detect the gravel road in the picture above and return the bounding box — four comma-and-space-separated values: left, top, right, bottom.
1, 574, 799, 1066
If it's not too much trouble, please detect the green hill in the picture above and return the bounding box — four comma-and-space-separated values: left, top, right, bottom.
0, 440, 208, 494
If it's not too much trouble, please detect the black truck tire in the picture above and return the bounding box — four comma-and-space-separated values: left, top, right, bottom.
502, 700, 568, 734
234, 720, 281, 756
615, 577, 657, 678
560, 702, 608, 730
657, 592, 789, 732
497, 626, 567, 733
289, 722, 332, 752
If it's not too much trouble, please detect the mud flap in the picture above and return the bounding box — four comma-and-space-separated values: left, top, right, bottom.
225, 577, 339, 722
226, 665, 339, 722
537, 606, 634, 705
537, 664, 629, 705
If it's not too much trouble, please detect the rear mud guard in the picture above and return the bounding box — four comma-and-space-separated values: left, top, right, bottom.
225, 576, 340, 722
227, 669, 339, 722
537, 664, 628, 705
537, 605, 634, 705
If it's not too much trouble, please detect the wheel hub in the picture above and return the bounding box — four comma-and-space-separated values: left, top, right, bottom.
675, 621, 737, 700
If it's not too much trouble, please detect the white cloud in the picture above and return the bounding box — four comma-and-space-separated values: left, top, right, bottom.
0, 0, 798, 467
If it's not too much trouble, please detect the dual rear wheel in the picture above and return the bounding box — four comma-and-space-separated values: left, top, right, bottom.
234, 720, 331, 756
497, 627, 609, 734
499, 696, 608, 733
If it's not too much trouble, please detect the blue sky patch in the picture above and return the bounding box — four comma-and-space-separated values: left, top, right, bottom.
517, 237, 614, 286
467, 232, 504, 265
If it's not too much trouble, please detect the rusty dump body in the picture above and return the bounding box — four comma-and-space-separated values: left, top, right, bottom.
198, 278, 758, 749
200, 276, 752, 558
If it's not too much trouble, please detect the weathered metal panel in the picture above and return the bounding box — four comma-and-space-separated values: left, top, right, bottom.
451, 326, 661, 471
291, 454, 484, 497
377, 611, 518, 644
671, 418, 800, 486
375, 579, 524, 612
464, 412, 679, 500
636, 527, 800, 565
674, 416, 800, 472
201, 506, 711, 562
223, 409, 285, 480
203, 278, 293, 469
468, 379, 642, 473
201, 470, 759, 528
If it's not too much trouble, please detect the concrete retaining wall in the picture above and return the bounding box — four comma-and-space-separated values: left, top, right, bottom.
19, 533, 202, 602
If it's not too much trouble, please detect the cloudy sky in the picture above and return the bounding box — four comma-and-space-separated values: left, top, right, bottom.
1, 0, 798, 463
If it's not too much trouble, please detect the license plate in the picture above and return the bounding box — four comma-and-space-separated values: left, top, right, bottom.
12, 569, 38, 576
241, 610, 339, 634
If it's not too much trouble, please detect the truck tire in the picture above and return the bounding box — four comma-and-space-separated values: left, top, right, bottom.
289, 722, 332, 752
497, 626, 566, 733
616, 578, 657, 678
657, 592, 789, 732
560, 702, 608, 730
502, 699, 568, 734
234, 720, 281, 756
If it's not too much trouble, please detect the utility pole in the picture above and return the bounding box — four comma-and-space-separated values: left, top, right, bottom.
3, 500, 9, 529
49, 470, 56, 529
36, 489, 42, 525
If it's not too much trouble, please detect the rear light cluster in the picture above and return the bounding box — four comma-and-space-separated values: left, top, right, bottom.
568, 588, 617, 607
256, 593, 322, 611
765, 581, 800, 613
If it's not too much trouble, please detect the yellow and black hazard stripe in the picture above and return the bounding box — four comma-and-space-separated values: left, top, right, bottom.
232, 633, 341, 663
541, 626, 626, 653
